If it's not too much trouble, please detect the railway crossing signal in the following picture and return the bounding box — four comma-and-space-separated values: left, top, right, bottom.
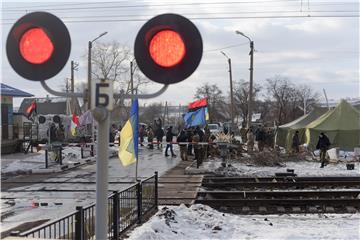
6, 11, 71, 81
134, 13, 203, 84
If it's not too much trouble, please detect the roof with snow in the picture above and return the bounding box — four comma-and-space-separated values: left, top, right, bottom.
0, 83, 33, 97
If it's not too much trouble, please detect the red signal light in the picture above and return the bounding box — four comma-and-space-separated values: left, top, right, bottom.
149, 30, 186, 68
6, 12, 71, 81
19, 28, 54, 64
134, 13, 203, 84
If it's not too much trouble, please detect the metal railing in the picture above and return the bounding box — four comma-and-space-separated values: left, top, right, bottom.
15, 172, 158, 239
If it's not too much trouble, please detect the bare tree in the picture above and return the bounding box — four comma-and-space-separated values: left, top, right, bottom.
194, 83, 225, 122
233, 79, 261, 126
140, 103, 163, 125
265, 75, 296, 124
265, 75, 319, 125
90, 41, 150, 106
296, 84, 320, 114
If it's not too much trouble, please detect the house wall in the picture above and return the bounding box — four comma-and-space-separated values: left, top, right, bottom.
1, 96, 13, 140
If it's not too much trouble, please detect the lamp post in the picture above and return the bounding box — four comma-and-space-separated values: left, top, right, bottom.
220, 51, 234, 126
87, 31, 108, 110
235, 30, 254, 129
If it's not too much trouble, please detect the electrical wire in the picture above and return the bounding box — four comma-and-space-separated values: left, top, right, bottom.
3, 0, 358, 12
2, 14, 358, 25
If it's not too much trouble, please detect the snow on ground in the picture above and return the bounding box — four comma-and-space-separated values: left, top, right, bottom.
127, 204, 360, 240
191, 158, 360, 177
1, 146, 88, 174
1, 145, 181, 233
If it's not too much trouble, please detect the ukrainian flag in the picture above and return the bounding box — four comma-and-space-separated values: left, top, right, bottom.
118, 99, 139, 167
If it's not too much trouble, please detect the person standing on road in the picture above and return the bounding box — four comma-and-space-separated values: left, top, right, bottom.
139, 125, 145, 146
316, 132, 331, 168
155, 127, 164, 150
177, 129, 188, 161
292, 130, 300, 153
247, 127, 255, 153
165, 126, 176, 157
147, 126, 154, 150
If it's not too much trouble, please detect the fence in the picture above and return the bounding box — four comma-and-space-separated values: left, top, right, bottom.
14, 172, 158, 240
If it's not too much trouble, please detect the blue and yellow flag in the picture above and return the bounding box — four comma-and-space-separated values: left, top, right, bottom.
118, 99, 139, 167
184, 107, 206, 127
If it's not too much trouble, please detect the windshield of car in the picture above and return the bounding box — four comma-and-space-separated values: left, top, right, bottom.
208, 124, 218, 130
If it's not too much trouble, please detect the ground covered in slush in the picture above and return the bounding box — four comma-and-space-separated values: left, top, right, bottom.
127, 204, 360, 240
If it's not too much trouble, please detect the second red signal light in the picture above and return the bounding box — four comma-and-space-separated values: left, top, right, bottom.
134, 13, 203, 84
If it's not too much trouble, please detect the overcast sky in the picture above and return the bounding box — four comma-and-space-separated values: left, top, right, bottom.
1, 0, 359, 108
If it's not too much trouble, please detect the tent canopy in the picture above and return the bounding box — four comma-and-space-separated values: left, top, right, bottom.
305, 100, 360, 151
275, 107, 328, 150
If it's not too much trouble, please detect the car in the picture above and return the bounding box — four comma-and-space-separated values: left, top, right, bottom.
208, 123, 221, 135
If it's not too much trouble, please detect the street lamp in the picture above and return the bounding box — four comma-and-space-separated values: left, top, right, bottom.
87, 31, 108, 110
235, 30, 254, 129
220, 51, 234, 126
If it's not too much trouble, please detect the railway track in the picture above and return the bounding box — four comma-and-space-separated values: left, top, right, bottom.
195, 176, 360, 214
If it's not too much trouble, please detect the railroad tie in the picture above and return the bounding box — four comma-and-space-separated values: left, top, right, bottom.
259, 206, 267, 213
308, 206, 318, 212
292, 206, 301, 213
346, 206, 357, 213
325, 206, 335, 213
277, 206, 285, 213
242, 206, 250, 212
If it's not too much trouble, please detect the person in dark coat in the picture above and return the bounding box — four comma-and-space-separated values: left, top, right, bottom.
255, 127, 266, 152
147, 126, 154, 149
187, 128, 194, 156
165, 126, 176, 157
292, 130, 300, 153
316, 132, 331, 168
177, 129, 188, 161
139, 125, 145, 146
155, 127, 164, 149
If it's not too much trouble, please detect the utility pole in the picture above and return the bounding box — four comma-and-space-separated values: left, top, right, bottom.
130, 60, 134, 104
221, 51, 234, 126
247, 40, 254, 129
87, 41, 92, 110
235, 31, 254, 129
228, 57, 234, 125
70, 60, 79, 113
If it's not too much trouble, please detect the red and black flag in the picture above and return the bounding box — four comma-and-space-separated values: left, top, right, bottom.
188, 98, 207, 111
26, 100, 37, 118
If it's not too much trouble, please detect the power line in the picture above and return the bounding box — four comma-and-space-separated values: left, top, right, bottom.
3, 10, 358, 21
3, 1, 358, 12
0, 0, 305, 11
2, 14, 358, 25
204, 42, 250, 52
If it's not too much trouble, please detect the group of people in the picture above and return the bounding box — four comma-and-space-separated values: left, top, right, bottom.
138, 121, 214, 165
241, 126, 275, 153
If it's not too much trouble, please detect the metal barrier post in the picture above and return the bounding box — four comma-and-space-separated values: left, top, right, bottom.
112, 191, 119, 240
137, 182, 142, 224
45, 149, 48, 168
59, 147, 63, 165
75, 206, 84, 240
91, 144, 94, 156
155, 172, 158, 209
81, 146, 84, 159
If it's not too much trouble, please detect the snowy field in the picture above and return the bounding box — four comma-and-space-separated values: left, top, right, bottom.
127, 204, 360, 240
